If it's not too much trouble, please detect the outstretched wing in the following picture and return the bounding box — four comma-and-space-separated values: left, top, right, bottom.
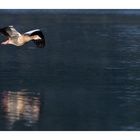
24, 29, 45, 48
0, 25, 21, 37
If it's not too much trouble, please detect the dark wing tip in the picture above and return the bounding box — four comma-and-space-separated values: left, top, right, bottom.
0, 26, 10, 37
0, 25, 16, 37
33, 38, 45, 48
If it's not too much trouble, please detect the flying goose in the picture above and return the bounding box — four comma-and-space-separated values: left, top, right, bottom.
0, 25, 45, 48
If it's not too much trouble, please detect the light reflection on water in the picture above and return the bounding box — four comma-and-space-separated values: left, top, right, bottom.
1, 90, 40, 130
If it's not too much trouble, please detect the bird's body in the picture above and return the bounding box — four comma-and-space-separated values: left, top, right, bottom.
0, 26, 45, 48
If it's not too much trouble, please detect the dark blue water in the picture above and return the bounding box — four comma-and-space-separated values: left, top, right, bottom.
1, 10, 140, 130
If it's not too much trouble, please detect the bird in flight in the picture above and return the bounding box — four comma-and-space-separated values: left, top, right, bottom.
0, 25, 45, 48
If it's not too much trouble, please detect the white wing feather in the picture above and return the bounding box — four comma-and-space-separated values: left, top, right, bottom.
24, 29, 40, 35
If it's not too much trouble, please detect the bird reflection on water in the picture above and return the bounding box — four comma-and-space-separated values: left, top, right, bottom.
1, 90, 40, 130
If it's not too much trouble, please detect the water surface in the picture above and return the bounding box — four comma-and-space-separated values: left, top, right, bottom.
0, 10, 140, 130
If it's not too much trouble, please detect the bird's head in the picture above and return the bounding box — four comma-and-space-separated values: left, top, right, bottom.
32, 35, 41, 40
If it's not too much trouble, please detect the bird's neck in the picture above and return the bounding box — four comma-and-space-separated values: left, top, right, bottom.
22, 35, 41, 42
22, 35, 33, 42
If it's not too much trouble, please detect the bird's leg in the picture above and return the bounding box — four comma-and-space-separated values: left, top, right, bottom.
1, 40, 9, 45
1, 38, 10, 45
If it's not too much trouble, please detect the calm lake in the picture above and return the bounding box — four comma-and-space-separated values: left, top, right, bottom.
0, 10, 140, 130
